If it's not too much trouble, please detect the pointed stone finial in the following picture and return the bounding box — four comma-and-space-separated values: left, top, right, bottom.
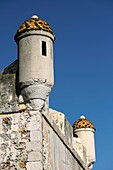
31, 15, 39, 19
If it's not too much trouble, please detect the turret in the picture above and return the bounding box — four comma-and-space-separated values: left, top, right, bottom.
14, 15, 55, 107
14, 16, 55, 169
73, 116, 96, 169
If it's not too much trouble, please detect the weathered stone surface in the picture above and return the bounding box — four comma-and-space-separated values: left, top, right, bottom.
2, 60, 18, 74
20, 84, 51, 101
28, 151, 42, 161
26, 141, 42, 151
27, 120, 41, 131
49, 109, 65, 134
49, 108, 73, 144
42, 110, 88, 170
30, 130, 42, 142
72, 137, 87, 162
0, 63, 89, 170
0, 61, 19, 113
26, 162, 42, 170
28, 99, 45, 111
0, 102, 88, 170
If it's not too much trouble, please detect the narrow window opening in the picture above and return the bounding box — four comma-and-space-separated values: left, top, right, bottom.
42, 41, 47, 56
74, 134, 78, 138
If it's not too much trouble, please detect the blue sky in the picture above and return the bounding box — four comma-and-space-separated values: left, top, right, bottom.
0, 0, 113, 169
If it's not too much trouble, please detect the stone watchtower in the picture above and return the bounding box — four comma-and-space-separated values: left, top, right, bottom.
15, 15, 55, 108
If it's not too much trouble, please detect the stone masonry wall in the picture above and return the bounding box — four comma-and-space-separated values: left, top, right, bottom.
0, 62, 89, 170
0, 108, 88, 170
0, 107, 43, 169
42, 109, 88, 170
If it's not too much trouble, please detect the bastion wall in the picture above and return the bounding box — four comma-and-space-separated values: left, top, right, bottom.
0, 61, 88, 170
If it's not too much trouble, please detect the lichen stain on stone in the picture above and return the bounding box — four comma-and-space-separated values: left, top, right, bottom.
19, 127, 25, 137
19, 127, 30, 141
19, 104, 27, 111
20, 127, 25, 133
18, 162, 26, 168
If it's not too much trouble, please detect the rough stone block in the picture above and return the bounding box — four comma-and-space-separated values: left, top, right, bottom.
29, 111, 38, 116
30, 113, 42, 123
11, 124, 18, 131
26, 141, 42, 151
30, 130, 42, 142
26, 162, 42, 170
29, 99, 45, 110
27, 120, 41, 131
28, 151, 42, 161
12, 114, 20, 124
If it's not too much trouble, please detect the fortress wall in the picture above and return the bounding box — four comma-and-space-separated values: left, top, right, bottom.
0, 68, 89, 170
42, 109, 88, 170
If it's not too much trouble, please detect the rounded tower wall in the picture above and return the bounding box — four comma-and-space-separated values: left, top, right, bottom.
18, 30, 54, 86
75, 128, 96, 163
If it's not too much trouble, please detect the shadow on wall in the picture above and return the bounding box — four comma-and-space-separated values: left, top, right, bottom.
2, 60, 18, 75
1, 60, 20, 97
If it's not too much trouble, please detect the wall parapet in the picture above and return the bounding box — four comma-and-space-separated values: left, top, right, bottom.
43, 108, 89, 170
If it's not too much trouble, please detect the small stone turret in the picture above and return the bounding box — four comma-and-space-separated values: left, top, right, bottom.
73, 115, 96, 169
14, 15, 55, 108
